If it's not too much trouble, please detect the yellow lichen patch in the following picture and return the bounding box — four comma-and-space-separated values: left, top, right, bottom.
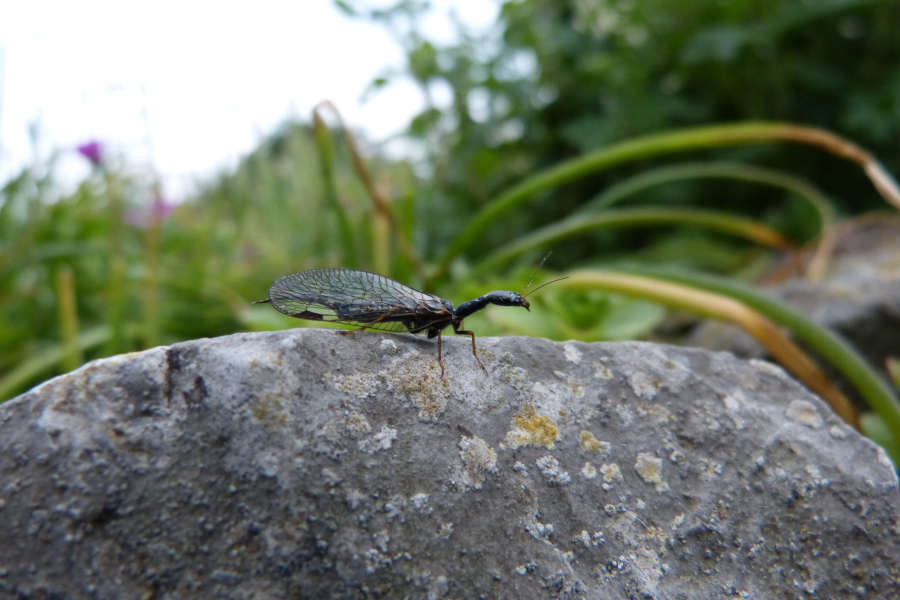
578, 430, 610, 453
414, 394, 447, 420
593, 361, 613, 379
504, 405, 559, 449
600, 462, 623, 483
785, 399, 823, 428
459, 436, 498, 489
636, 403, 674, 423
345, 411, 372, 433
635, 452, 669, 492
326, 371, 380, 399
387, 358, 448, 420
251, 395, 287, 428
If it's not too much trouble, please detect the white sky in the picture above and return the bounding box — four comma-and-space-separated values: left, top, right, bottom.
0, 0, 498, 198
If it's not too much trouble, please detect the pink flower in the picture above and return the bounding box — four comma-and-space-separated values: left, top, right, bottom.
76, 140, 104, 166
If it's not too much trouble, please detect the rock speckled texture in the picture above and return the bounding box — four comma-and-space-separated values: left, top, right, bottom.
1, 329, 898, 599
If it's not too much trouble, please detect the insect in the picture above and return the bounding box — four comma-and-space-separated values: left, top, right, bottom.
257, 268, 563, 377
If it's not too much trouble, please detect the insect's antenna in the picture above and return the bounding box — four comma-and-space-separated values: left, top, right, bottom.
523, 252, 552, 292
523, 275, 569, 298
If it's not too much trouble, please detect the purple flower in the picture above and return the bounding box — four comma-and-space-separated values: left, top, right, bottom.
76, 140, 104, 166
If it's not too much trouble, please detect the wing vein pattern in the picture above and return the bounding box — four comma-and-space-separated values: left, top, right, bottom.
267, 268, 451, 333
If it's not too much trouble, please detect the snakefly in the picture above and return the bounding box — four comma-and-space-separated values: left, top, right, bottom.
257, 268, 563, 377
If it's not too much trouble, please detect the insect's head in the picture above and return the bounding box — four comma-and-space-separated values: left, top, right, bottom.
483, 290, 530, 311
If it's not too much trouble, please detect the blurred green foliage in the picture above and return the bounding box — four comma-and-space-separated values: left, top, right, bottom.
0, 124, 414, 398
356, 0, 900, 260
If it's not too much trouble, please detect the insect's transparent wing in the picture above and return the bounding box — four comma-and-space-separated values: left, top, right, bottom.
267, 269, 448, 333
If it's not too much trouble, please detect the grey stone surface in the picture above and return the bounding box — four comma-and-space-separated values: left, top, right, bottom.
1, 329, 898, 599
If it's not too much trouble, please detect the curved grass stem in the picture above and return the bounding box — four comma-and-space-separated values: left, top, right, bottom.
434, 122, 899, 285
473, 207, 792, 275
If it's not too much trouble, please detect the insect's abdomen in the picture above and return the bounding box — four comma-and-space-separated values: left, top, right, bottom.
335, 303, 410, 322
337, 298, 449, 322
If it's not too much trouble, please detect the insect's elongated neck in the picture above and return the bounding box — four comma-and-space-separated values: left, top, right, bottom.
454, 290, 528, 319
453, 296, 491, 319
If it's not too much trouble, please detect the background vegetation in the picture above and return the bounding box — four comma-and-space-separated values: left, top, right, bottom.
2, 0, 899, 457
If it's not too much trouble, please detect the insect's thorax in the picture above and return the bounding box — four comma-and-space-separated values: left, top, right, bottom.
399, 297, 454, 333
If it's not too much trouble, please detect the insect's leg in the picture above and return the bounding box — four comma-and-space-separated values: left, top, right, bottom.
454, 321, 486, 373
426, 327, 446, 378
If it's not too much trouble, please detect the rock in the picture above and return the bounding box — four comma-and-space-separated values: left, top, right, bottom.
0, 329, 897, 599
